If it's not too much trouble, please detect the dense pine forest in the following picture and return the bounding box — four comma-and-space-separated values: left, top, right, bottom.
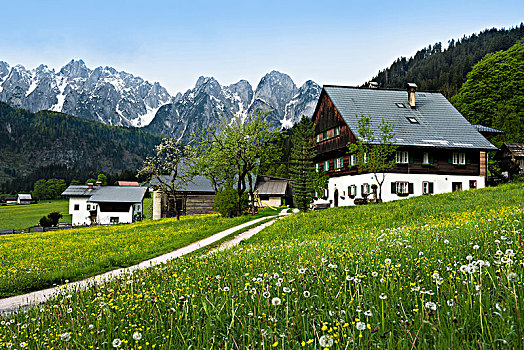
0, 102, 162, 193
369, 24, 524, 98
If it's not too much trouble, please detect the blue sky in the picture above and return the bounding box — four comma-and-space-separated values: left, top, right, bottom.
1, 0, 522, 94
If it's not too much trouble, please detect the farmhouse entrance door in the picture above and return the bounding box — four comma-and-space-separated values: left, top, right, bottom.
334, 189, 339, 207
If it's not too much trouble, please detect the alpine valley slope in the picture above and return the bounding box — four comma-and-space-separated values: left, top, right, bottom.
0, 60, 321, 141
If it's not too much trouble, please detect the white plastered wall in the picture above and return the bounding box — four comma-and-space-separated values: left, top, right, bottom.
327, 173, 485, 207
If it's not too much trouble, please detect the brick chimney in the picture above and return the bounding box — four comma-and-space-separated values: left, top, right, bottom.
407, 83, 417, 108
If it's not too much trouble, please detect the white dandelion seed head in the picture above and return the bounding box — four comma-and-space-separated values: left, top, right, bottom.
425, 301, 437, 310
223, 286, 230, 292
364, 310, 373, 317
283, 287, 291, 293
447, 299, 454, 307
112, 338, 122, 348
132, 332, 142, 341
60, 333, 71, 342
303, 291, 310, 298
466, 255, 473, 261
298, 268, 306, 274
356, 321, 366, 331
371, 271, 378, 277
384, 258, 392, 265
443, 239, 450, 244
473, 245, 480, 250
263, 291, 271, 299
379, 293, 387, 300
508, 272, 519, 282
272, 297, 282, 306
319, 335, 334, 347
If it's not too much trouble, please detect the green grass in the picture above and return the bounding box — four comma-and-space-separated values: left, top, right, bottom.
2, 185, 523, 349
0, 199, 71, 230
0, 207, 278, 298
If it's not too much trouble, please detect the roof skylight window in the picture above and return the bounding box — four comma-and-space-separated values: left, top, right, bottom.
396, 103, 406, 108
406, 117, 419, 124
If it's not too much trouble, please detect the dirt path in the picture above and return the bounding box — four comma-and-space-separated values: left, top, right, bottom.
0, 213, 287, 315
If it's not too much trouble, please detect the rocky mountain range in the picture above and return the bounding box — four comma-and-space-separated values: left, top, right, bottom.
0, 60, 321, 139
0, 60, 171, 127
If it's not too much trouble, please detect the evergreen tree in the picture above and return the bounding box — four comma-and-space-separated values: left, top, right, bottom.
289, 116, 326, 211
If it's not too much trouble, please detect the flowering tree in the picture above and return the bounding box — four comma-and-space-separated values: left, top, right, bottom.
196, 110, 280, 216
138, 138, 195, 220
347, 115, 397, 202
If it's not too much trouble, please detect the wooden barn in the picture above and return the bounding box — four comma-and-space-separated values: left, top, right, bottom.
151, 175, 215, 219
254, 175, 293, 207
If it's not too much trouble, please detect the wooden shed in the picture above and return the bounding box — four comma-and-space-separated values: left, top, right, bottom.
496, 143, 524, 177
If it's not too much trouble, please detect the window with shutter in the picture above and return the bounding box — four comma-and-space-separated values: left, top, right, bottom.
315, 163, 320, 172
422, 181, 434, 194
422, 152, 430, 165
396, 182, 409, 195
396, 151, 409, 164
408, 183, 414, 194
324, 160, 330, 171
452, 152, 466, 165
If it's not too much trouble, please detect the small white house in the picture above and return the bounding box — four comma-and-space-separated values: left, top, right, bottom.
62, 184, 147, 226
17, 194, 32, 205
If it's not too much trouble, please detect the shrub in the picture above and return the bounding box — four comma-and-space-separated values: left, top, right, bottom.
39, 216, 53, 228
213, 187, 248, 218
47, 212, 63, 226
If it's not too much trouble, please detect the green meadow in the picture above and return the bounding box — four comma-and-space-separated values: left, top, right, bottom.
0, 183, 523, 349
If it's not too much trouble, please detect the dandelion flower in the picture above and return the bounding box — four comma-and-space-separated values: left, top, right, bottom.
384, 258, 392, 265
272, 297, 281, 306
319, 335, 334, 347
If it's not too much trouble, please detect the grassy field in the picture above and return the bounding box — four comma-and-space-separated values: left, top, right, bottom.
1, 183, 523, 349
0, 208, 278, 298
0, 199, 71, 230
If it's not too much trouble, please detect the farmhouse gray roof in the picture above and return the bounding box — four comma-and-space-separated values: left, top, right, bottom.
151, 175, 215, 193
62, 186, 147, 203
473, 124, 505, 134
323, 86, 497, 150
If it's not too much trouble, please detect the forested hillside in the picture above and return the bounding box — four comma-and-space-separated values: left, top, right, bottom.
0, 102, 162, 191
451, 40, 524, 144
369, 24, 524, 97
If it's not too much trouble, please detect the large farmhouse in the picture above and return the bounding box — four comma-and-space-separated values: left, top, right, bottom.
62, 183, 147, 226
312, 84, 497, 207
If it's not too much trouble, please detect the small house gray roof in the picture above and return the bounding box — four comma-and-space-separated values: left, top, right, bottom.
87, 186, 147, 203
62, 185, 147, 203
255, 176, 291, 196
61, 185, 100, 197
322, 86, 497, 150
17, 194, 32, 200
151, 175, 215, 193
